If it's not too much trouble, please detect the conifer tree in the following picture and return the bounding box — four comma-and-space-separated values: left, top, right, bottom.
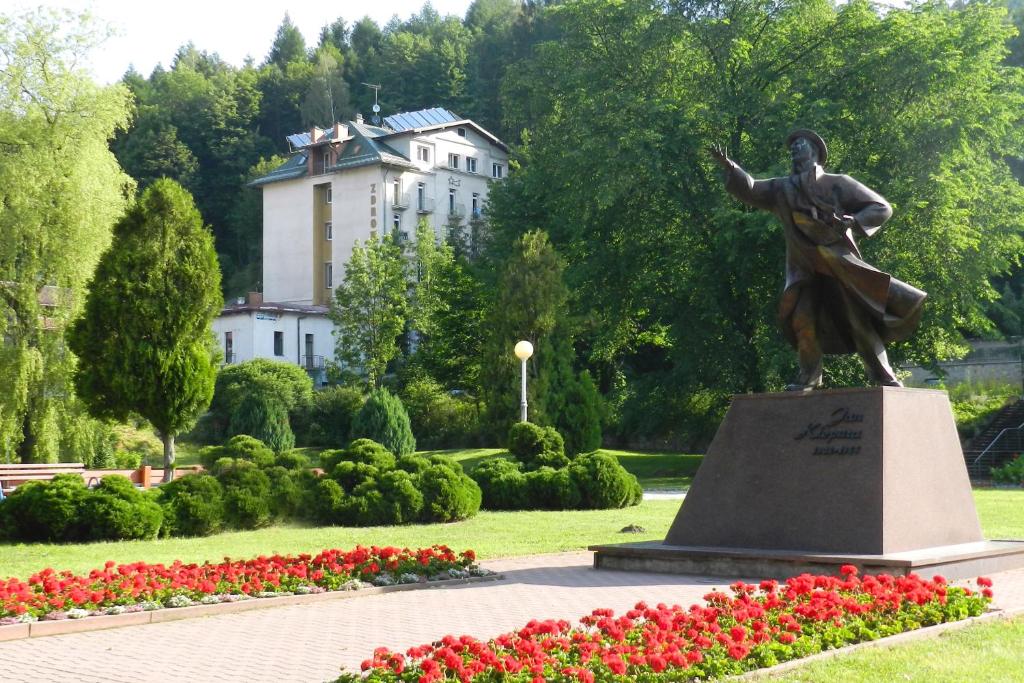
69, 179, 223, 480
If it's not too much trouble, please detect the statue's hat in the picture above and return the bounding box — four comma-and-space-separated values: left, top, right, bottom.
786, 129, 827, 165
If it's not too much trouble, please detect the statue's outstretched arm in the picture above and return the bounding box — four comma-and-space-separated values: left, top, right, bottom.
709, 146, 776, 212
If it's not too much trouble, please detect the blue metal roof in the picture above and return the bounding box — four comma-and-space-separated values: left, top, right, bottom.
384, 108, 461, 132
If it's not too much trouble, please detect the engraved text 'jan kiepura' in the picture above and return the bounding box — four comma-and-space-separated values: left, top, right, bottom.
794, 407, 864, 455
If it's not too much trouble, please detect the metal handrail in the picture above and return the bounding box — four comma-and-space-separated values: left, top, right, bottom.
969, 420, 1024, 469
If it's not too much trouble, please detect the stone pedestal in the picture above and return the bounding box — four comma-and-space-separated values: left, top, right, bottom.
592, 387, 1024, 579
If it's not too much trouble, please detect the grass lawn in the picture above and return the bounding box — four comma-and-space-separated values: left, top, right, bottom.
1, 489, 1021, 580
771, 615, 1024, 682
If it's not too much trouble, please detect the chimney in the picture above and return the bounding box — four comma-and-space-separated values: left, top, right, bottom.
310, 126, 324, 143
245, 291, 263, 306
355, 113, 364, 124
332, 122, 348, 140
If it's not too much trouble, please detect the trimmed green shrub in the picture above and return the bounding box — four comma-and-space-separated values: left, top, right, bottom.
294, 385, 364, 447
400, 376, 481, 449
374, 470, 424, 524
350, 388, 416, 456
0, 474, 88, 542
471, 458, 528, 510
217, 460, 273, 529
200, 435, 275, 470
396, 454, 431, 475
210, 359, 314, 440
331, 461, 379, 491
992, 455, 1024, 484
309, 477, 346, 525
508, 422, 567, 470
345, 438, 398, 470
418, 464, 481, 522
229, 391, 295, 453
81, 475, 163, 541
428, 454, 465, 474
524, 466, 582, 510
159, 473, 225, 537
263, 465, 306, 518
319, 449, 346, 473
569, 452, 640, 509
274, 451, 311, 470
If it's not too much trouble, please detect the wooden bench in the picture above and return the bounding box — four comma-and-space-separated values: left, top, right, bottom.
0, 462, 86, 496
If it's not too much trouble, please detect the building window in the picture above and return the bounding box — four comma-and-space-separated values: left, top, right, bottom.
448, 153, 460, 170
224, 331, 233, 362
491, 163, 504, 179
417, 146, 430, 163
393, 213, 400, 234
457, 127, 467, 137
322, 151, 329, 174
417, 182, 426, 209
324, 221, 332, 241
472, 193, 480, 217
325, 262, 333, 289
326, 187, 332, 203
393, 178, 401, 202
304, 333, 314, 368
466, 157, 477, 173
449, 189, 457, 214
273, 331, 284, 356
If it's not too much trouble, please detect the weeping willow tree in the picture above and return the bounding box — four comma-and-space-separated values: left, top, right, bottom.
0, 9, 133, 462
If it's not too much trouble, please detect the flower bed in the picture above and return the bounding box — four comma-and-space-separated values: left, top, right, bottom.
0, 545, 484, 624
340, 567, 993, 682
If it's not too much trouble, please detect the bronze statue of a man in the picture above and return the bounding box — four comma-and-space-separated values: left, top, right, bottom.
710, 130, 926, 390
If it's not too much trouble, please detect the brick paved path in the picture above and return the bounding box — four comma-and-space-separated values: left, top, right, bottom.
2, 552, 1023, 683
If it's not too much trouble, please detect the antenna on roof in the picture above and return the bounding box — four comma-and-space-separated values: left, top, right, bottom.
362, 82, 382, 125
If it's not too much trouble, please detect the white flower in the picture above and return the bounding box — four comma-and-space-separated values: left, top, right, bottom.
67, 609, 90, 620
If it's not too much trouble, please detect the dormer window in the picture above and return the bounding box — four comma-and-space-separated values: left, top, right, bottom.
417, 146, 430, 163
457, 127, 467, 138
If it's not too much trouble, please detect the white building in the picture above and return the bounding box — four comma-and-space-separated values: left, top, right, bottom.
212, 107, 508, 377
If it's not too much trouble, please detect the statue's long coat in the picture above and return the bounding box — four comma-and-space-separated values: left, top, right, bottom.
724, 162, 926, 354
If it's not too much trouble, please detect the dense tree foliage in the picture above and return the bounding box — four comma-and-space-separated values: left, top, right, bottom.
490, 0, 1024, 444
0, 9, 133, 463
69, 180, 222, 479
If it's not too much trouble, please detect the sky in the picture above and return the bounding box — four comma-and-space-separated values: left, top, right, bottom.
12, 0, 476, 84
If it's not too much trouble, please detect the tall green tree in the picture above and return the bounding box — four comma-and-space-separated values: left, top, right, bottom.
69, 179, 223, 480
0, 8, 133, 463
330, 235, 409, 388
267, 13, 308, 67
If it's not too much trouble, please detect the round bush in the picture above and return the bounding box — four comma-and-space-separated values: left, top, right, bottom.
274, 451, 311, 471
471, 458, 528, 510
200, 435, 275, 470
396, 454, 431, 475
0, 474, 88, 542
319, 448, 346, 473
210, 359, 314, 441
418, 464, 481, 522
350, 388, 416, 456
428, 454, 464, 474
345, 438, 397, 470
81, 475, 163, 541
308, 477, 345, 525
264, 465, 305, 518
217, 460, 273, 529
569, 452, 640, 509
159, 473, 225, 537
331, 461, 379, 492
508, 422, 565, 470
374, 469, 424, 524
525, 466, 582, 510
401, 376, 481, 449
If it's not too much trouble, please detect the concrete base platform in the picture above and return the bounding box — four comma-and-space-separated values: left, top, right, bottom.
590, 540, 1024, 581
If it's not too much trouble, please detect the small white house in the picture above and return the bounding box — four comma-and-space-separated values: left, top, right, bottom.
211, 292, 334, 384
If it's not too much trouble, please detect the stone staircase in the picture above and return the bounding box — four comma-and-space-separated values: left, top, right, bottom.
963, 399, 1024, 478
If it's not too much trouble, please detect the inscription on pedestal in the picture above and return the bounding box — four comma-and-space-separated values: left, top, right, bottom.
794, 406, 864, 455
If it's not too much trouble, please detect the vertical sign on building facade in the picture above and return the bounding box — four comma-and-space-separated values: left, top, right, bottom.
369, 183, 377, 233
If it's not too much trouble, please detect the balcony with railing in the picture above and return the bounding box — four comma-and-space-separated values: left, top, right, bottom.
416, 196, 435, 214
222, 353, 237, 366
393, 193, 409, 210
448, 203, 466, 218
301, 355, 325, 371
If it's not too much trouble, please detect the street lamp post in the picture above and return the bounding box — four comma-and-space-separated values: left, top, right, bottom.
514, 340, 534, 422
